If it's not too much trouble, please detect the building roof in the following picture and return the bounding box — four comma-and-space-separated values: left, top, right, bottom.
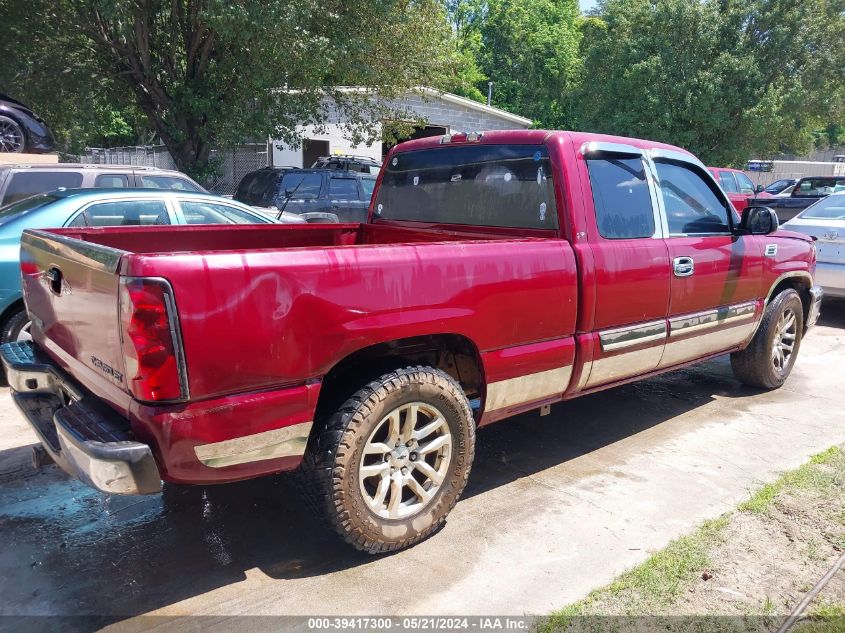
414, 87, 532, 126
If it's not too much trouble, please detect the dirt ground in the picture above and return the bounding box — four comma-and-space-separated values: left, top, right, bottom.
547, 447, 845, 631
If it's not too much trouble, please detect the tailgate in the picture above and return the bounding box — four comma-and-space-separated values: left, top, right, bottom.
20, 230, 131, 399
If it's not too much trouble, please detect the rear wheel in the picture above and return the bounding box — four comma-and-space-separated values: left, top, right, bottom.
0, 115, 25, 153
730, 289, 804, 389
298, 366, 475, 553
1, 308, 30, 344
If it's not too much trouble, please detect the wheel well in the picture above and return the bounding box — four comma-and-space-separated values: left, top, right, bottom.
768, 276, 812, 330
314, 334, 484, 424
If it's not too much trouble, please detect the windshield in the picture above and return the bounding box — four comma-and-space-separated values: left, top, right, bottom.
374, 144, 558, 229
0, 193, 61, 224
764, 179, 794, 194
800, 195, 845, 220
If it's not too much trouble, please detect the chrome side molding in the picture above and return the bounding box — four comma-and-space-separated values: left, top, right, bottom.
485, 366, 572, 412
669, 301, 757, 337
194, 421, 314, 468
599, 320, 667, 352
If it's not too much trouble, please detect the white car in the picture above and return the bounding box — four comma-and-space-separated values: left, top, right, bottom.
782, 191, 845, 299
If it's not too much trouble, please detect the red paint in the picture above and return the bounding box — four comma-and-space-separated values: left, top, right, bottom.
19, 130, 817, 486
708, 167, 757, 213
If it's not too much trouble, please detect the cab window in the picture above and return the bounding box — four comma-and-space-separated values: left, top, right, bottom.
586, 156, 654, 239
655, 161, 731, 235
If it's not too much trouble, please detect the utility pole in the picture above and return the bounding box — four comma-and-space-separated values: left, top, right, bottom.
487, 82, 493, 107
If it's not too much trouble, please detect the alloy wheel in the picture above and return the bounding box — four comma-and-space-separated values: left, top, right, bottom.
772, 309, 797, 374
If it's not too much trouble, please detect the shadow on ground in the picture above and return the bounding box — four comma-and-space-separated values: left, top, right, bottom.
1, 300, 842, 619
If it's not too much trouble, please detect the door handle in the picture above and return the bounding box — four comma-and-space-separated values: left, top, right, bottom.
673, 256, 694, 277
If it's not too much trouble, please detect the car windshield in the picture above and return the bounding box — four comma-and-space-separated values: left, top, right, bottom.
764, 179, 794, 194
0, 193, 60, 224
800, 196, 845, 220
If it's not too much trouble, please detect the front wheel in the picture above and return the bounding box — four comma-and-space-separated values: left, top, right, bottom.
730, 288, 804, 389
0, 115, 25, 153
298, 366, 475, 553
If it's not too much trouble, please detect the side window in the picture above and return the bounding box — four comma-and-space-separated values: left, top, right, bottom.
94, 174, 130, 188
84, 200, 169, 226
655, 161, 731, 235
180, 201, 267, 224
2, 171, 83, 206
278, 173, 323, 199
360, 177, 376, 200
735, 172, 756, 194
586, 156, 655, 239
140, 175, 201, 192
67, 213, 87, 227
718, 171, 739, 193
328, 177, 358, 199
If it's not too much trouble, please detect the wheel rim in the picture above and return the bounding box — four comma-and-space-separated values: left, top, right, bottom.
15, 320, 32, 342
0, 119, 24, 153
772, 309, 797, 374
358, 401, 453, 520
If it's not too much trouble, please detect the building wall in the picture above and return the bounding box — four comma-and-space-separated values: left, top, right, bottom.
271, 92, 530, 168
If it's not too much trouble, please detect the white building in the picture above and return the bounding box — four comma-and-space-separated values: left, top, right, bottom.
270, 87, 532, 168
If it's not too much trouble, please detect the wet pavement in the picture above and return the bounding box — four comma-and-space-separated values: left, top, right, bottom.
1, 301, 844, 623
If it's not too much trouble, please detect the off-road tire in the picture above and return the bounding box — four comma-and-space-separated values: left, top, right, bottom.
730, 288, 804, 389
297, 366, 475, 554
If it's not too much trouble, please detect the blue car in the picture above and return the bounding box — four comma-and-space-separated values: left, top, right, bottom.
0, 188, 277, 342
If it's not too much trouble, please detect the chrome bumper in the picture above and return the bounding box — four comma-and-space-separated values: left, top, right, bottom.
0, 341, 161, 495
807, 285, 823, 329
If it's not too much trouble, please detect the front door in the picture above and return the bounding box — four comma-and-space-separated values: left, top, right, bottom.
654, 157, 763, 367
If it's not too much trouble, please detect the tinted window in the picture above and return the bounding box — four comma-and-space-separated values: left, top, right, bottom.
360, 177, 376, 199
180, 201, 269, 224
764, 179, 794, 194
586, 156, 654, 239
795, 177, 845, 196
140, 175, 201, 192
0, 193, 61, 223
235, 170, 280, 205
278, 173, 323, 200
84, 200, 169, 226
95, 174, 129, 188
718, 171, 739, 193
375, 144, 558, 229
2, 171, 83, 205
735, 172, 755, 194
329, 178, 358, 198
655, 161, 731, 235
801, 196, 845, 220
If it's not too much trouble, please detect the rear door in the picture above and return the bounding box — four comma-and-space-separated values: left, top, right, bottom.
653, 152, 763, 367
580, 144, 670, 388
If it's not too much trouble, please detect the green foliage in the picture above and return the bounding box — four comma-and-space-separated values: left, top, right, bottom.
573, 0, 845, 165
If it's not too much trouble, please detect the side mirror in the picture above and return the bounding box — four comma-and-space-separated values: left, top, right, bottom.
739, 206, 779, 235
755, 184, 764, 193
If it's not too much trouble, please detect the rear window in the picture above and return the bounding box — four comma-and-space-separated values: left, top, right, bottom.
374, 144, 558, 229
800, 196, 845, 220
2, 171, 83, 206
140, 174, 202, 192
0, 193, 61, 223
795, 178, 845, 196
279, 173, 322, 200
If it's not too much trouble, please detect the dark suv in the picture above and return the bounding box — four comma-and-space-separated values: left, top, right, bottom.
311, 154, 381, 175
0, 164, 205, 207
234, 168, 376, 222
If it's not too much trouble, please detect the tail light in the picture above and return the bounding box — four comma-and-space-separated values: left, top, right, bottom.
119, 277, 187, 402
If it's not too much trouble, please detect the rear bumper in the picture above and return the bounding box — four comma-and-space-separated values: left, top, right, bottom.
1, 341, 162, 495
815, 262, 845, 299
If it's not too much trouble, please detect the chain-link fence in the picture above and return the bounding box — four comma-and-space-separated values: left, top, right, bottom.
75, 144, 270, 196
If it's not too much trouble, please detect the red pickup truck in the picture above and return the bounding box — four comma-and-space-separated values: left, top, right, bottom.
3, 130, 823, 554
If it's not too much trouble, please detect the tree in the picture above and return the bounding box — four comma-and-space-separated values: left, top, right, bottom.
1, 0, 459, 177
451, 0, 583, 127
574, 0, 845, 165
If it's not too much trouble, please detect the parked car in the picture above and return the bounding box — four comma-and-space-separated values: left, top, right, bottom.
708, 166, 759, 212
0, 163, 206, 208
0, 189, 276, 343
782, 192, 845, 299
0, 94, 55, 154
234, 167, 376, 222
756, 175, 845, 224
758, 178, 798, 197
311, 154, 381, 174
3, 130, 821, 555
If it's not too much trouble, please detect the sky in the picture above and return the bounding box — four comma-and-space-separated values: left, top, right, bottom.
580, 0, 598, 12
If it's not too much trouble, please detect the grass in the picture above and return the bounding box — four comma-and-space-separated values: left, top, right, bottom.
793, 601, 845, 633
541, 445, 845, 632
738, 446, 843, 516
